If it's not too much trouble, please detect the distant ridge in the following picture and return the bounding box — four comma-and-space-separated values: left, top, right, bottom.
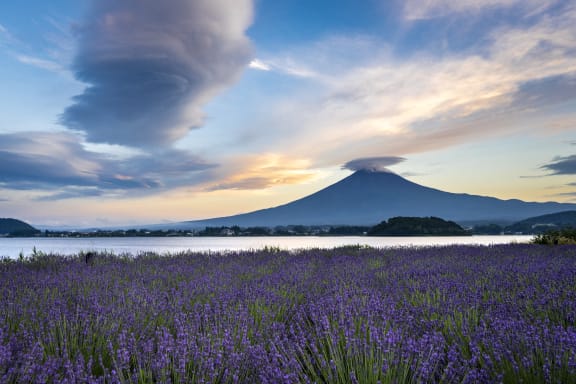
0, 218, 40, 236
170, 170, 576, 228
506, 210, 576, 234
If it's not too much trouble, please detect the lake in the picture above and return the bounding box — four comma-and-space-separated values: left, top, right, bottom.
0, 235, 533, 259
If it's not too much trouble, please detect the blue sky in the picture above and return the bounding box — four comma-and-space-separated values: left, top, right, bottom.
1, 0, 576, 227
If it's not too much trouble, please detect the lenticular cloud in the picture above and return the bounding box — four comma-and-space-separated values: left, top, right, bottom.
62, 0, 254, 147
343, 156, 406, 172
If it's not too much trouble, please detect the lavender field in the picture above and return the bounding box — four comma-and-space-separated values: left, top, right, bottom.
1, 244, 575, 383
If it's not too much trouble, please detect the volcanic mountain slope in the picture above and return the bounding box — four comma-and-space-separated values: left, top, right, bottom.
178, 170, 576, 228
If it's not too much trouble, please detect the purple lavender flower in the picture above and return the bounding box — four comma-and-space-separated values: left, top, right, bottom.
0, 245, 575, 382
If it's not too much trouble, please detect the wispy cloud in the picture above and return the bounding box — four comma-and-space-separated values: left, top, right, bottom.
34, 188, 104, 202
42, 16, 76, 68
15, 54, 66, 73
250, 36, 383, 80
248, 57, 319, 78
61, 0, 254, 148
0, 17, 75, 76
403, 0, 556, 20
206, 154, 315, 191
240, 4, 576, 169
249, 59, 271, 71
551, 191, 576, 201
0, 23, 19, 46
542, 155, 576, 175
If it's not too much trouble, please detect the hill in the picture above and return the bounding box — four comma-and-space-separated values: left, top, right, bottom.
505, 211, 576, 234
367, 217, 468, 236
168, 170, 576, 229
0, 218, 40, 237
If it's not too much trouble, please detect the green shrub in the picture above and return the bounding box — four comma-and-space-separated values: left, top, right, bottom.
532, 228, 576, 245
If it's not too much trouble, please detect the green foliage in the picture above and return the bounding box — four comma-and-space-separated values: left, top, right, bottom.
292, 317, 415, 384
368, 216, 469, 236
532, 228, 576, 245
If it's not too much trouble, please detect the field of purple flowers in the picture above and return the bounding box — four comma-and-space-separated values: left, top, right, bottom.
1, 244, 575, 383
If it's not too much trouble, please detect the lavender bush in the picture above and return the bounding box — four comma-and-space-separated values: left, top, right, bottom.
1, 244, 575, 383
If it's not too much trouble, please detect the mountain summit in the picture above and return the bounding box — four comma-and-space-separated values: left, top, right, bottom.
180, 170, 576, 228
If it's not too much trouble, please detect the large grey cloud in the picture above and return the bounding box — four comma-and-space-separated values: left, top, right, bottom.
343, 157, 406, 172
61, 0, 253, 147
0, 132, 215, 199
0, 132, 107, 190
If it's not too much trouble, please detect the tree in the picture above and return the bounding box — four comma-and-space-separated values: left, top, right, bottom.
367, 217, 468, 236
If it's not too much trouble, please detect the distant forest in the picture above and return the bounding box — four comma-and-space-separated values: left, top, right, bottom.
40, 217, 470, 237
367, 217, 468, 236
5, 211, 576, 237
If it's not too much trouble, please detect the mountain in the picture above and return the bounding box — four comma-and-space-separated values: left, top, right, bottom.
175, 170, 576, 228
505, 211, 576, 234
0, 218, 40, 236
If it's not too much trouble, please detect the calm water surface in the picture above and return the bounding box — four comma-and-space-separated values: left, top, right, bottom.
0, 235, 533, 259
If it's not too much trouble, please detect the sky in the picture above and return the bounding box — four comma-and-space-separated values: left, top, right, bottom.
1, 0, 576, 228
